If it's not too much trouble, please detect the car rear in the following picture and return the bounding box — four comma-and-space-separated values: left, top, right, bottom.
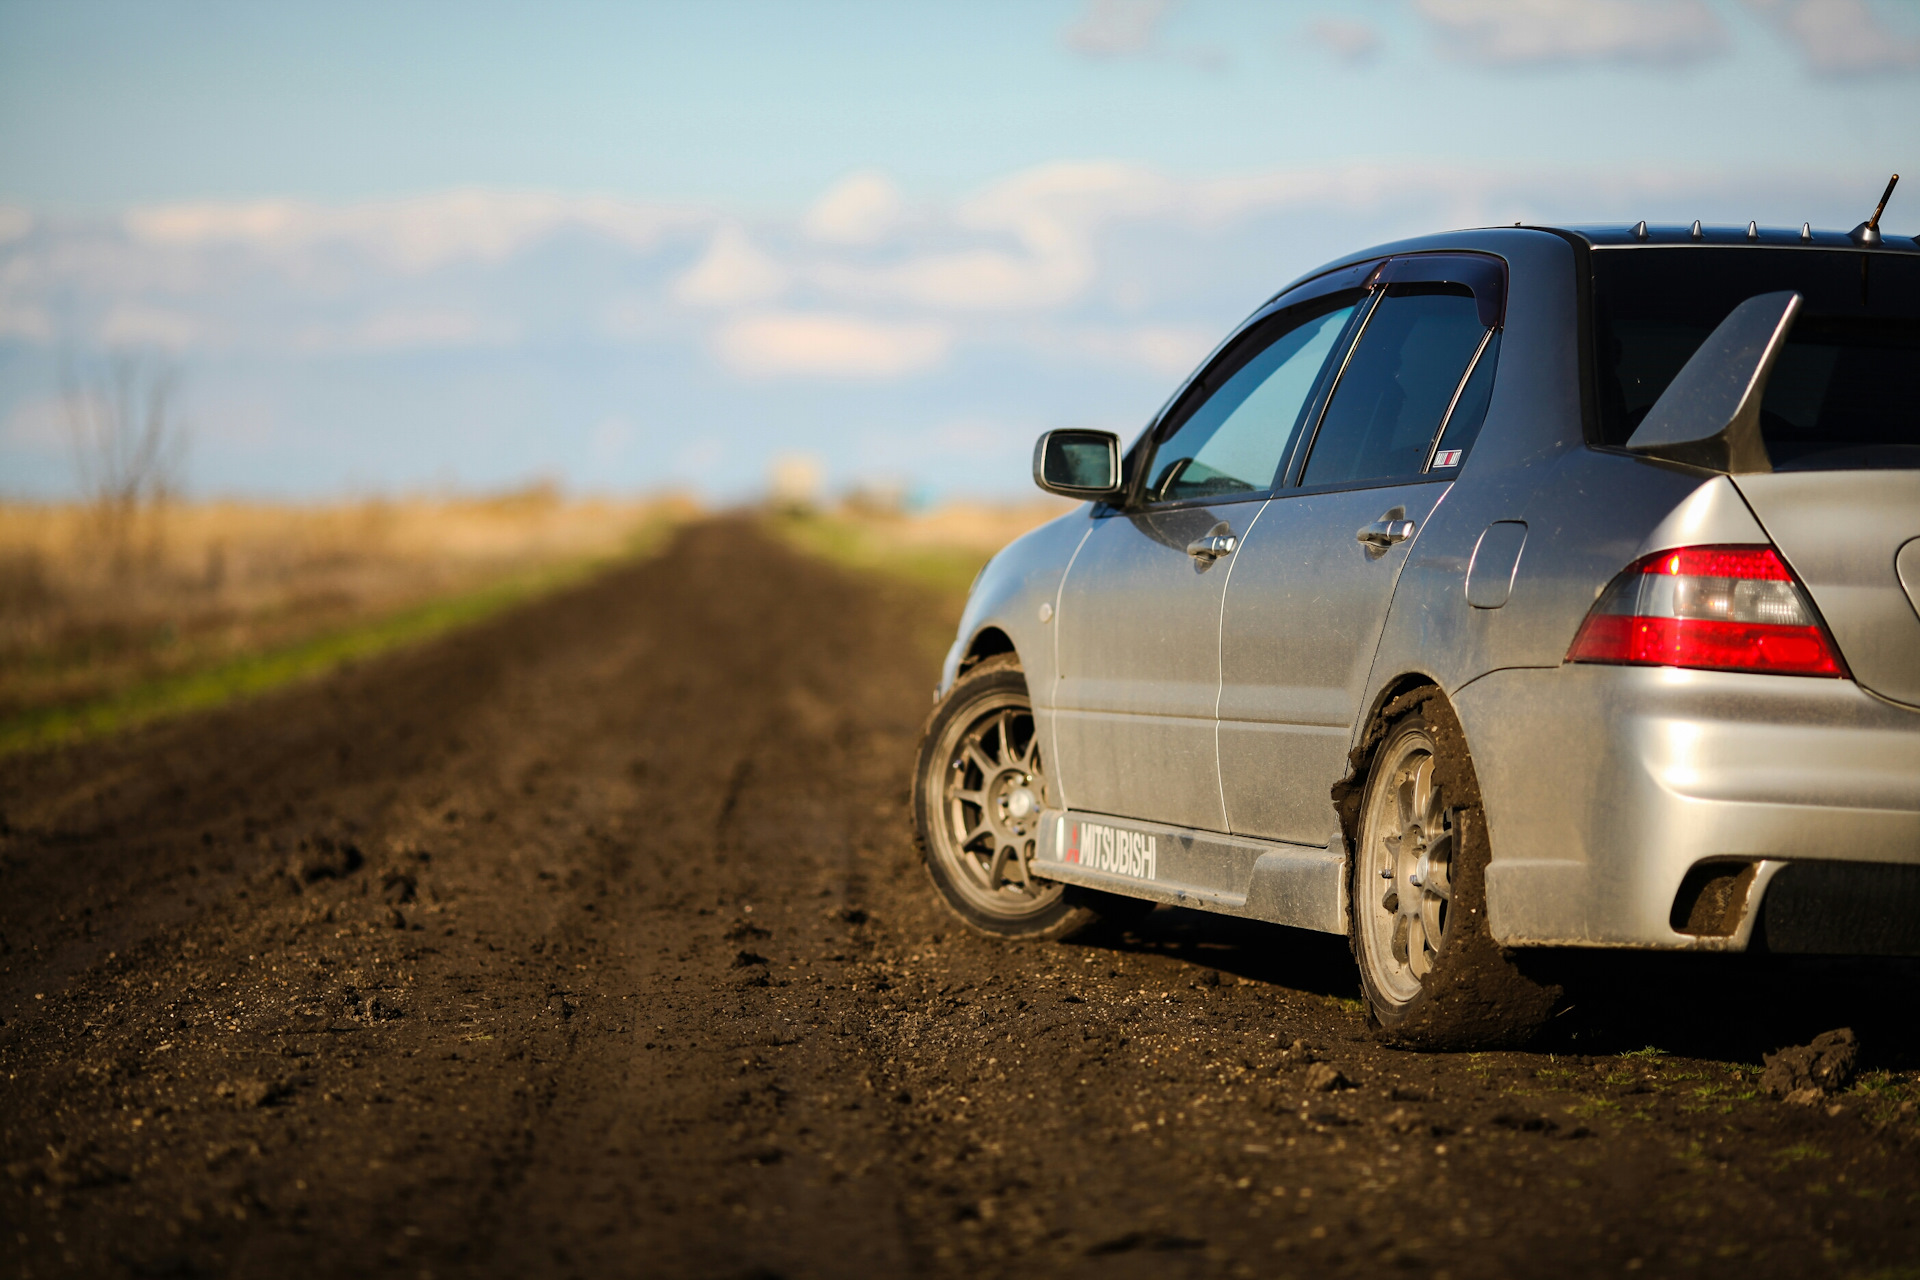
1476, 230, 1920, 955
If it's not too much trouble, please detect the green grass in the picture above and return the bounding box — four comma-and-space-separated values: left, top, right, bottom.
764, 509, 994, 598
1774, 1142, 1831, 1169
0, 517, 680, 757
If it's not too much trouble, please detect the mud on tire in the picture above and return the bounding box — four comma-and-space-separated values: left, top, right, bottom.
1340, 689, 1562, 1050
912, 655, 1136, 942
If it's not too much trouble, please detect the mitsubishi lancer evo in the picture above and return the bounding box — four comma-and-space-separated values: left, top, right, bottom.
911, 202, 1920, 1049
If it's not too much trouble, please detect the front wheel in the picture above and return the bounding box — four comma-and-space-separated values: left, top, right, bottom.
913, 656, 1114, 941
1349, 694, 1560, 1049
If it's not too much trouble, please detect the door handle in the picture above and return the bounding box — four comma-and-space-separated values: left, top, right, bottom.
1357, 518, 1416, 549
1186, 523, 1238, 562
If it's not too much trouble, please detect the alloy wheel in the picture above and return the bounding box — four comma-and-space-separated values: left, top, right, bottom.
1358, 727, 1455, 1008
930, 691, 1063, 919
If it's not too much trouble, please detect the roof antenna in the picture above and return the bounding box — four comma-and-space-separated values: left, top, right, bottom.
1850, 173, 1898, 246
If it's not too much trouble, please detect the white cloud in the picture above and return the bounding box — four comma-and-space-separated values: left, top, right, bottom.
1, 164, 1887, 387
1308, 17, 1386, 63
0, 301, 51, 341
1743, 0, 1920, 75
287, 309, 516, 353
1415, 0, 1728, 65
0, 208, 31, 245
100, 303, 199, 349
804, 171, 904, 246
716, 313, 951, 378
1058, 324, 1219, 376
1061, 0, 1177, 57
125, 190, 700, 272
673, 223, 787, 306
816, 161, 1168, 311
355, 309, 511, 350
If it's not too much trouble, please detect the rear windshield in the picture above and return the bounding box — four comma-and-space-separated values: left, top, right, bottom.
1591, 248, 1920, 470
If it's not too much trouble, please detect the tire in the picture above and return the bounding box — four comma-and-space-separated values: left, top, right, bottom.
912, 655, 1124, 941
1346, 692, 1561, 1049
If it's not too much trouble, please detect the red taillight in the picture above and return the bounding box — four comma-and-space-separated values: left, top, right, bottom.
1567, 545, 1847, 678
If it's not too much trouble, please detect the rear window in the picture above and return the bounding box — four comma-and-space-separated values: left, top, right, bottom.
1591, 248, 1920, 470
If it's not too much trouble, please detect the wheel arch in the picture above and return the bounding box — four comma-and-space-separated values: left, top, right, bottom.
1331, 674, 1450, 851
957, 625, 1019, 676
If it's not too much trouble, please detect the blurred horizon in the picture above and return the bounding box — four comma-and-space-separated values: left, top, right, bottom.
3, 0, 1917, 503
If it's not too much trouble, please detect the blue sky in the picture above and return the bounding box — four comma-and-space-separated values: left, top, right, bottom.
3, 0, 1917, 500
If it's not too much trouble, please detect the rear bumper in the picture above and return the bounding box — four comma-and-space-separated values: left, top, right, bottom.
1455, 664, 1920, 950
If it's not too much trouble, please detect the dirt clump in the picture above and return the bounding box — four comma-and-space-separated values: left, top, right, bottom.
1303, 1063, 1350, 1092
1762, 1026, 1860, 1102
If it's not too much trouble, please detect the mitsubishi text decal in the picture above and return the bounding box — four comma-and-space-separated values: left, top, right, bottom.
1065, 819, 1157, 881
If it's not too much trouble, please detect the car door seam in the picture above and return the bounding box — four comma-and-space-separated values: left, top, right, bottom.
1215, 498, 1272, 832
1048, 517, 1098, 813
1351, 482, 1455, 759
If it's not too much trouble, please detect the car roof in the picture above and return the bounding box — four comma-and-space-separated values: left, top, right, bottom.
1265, 222, 1920, 309
1559, 222, 1920, 253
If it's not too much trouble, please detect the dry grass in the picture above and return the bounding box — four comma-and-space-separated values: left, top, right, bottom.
0, 487, 1067, 754
768, 497, 1075, 599
0, 485, 695, 744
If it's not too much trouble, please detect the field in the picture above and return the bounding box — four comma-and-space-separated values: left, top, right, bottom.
0, 488, 693, 752
2, 514, 1918, 1279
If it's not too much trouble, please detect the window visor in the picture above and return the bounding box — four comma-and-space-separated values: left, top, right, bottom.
1366, 253, 1506, 329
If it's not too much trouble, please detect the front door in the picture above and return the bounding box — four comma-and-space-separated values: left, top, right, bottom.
1052, 503, 1250, 831
1219, 263, 1503, 844
1052, 293, 1359, 831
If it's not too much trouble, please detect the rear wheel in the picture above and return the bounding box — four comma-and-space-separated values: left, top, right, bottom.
1349, 694, 1560, 1049
913, 656, 1129, 941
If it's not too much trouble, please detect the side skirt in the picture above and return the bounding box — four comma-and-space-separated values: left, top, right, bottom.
1032, 809, 1349, 936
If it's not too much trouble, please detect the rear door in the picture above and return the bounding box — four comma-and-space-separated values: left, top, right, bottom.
1218, 254, 1505, 845
1052, 290, 1359, 831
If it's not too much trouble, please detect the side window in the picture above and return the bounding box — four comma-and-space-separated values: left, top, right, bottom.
1431, 329, 1500, 467
1301, 283, 1494, 487
1143, 298, 1356, 505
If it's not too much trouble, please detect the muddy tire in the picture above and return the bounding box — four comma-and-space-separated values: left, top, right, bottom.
1346, 692, 1561, 1049
913, 655, 1117, 941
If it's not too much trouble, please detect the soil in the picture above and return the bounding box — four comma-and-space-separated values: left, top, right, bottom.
3, 517, 1918, 1280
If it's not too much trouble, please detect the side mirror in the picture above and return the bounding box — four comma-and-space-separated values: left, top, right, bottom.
1626, 290, 1800, 474
1032, 429, 1123, 499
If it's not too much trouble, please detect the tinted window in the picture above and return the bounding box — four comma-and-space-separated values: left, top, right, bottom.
1145, 300, 1355, 504
1302, 284, 1489, 487
1432, 330, 1500, 467
1591, 248, 1920, 469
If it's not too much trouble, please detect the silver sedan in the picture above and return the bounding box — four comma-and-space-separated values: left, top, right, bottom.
911, 219, 1920, 1049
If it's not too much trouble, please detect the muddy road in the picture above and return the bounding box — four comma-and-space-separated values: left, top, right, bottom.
3, 519, 1918, 1280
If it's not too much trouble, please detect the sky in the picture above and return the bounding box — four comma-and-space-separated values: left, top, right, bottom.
2, 0, 1918, 501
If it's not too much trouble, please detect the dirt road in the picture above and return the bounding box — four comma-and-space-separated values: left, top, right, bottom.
3, 519, 1917, 1279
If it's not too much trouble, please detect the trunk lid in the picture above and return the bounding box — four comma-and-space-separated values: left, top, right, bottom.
1733, 470, 1920, 708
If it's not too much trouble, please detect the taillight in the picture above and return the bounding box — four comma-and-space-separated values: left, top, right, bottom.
1567, 545, 1847, 678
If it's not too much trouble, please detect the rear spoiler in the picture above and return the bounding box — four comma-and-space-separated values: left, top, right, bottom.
1625, 290, 1800, 474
